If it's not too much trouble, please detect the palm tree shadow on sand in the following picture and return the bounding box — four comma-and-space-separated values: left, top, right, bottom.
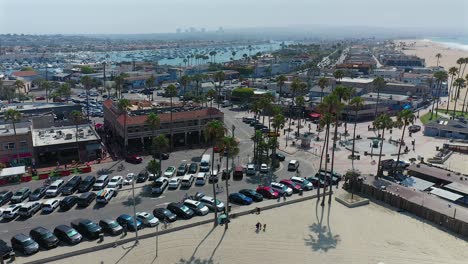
305, 203, 341, 252
175, 257, 217, 264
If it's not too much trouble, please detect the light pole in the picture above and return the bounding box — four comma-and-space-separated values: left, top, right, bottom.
155, 224, 159, 258
131, 176, 139, 244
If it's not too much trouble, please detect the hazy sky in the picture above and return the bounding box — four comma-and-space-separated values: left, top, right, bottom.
0, 0, 466, 34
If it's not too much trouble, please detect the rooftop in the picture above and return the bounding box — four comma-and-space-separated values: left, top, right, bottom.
340, 77, 374, 84
0, 123, 30, 136
11, 71, 38, 77
32, 124, 100, 147
0, 102, 76, 113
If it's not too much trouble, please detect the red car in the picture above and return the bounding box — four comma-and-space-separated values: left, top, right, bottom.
279, 179, 303, 193
125, 155, 143, 164
35, 96, 46, 101
256, 186, 279, 199
213, 146, 221, 153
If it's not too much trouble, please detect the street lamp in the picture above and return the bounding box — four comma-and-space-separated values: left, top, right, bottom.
131, 173, 139, 244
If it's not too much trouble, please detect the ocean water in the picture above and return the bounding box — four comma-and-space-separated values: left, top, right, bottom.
429, 36, 468, 51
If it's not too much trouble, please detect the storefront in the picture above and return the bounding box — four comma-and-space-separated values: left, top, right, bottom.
0, 166, 26, 185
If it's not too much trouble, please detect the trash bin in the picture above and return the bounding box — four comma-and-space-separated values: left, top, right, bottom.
99, 233, 104, 242
299, 190, 303, 196
228, 205, 231, 213
9, 252, 15, 261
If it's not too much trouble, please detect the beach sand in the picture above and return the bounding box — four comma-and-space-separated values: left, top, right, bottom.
398, 39, 468, 71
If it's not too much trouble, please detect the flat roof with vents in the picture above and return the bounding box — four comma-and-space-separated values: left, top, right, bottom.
32, 124, 100, 147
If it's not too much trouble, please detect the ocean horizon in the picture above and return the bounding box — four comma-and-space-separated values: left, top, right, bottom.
429, 36, 468, 51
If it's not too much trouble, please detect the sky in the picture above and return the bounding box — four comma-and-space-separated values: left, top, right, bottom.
0, 0, 467, 34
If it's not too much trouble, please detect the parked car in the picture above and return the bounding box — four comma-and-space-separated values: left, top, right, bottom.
123, 173, 135, 185
45, 180, 65, 198
153, 152, 170, 160
78, 176, 96, 193
196, 194, 225, 212
164, 166, 176, 178
290, 176, 314, 191
71, 219, 102, 239
239, 189, 263, 202
246, 164, 257, 176
168, 177, 181, 190
108, 176, 123, 189
93, 175, 110, 190
0, 191, 13, 205
183, 199, 209, 216
188, 163, 198, 174
288, 160, 300, 171
76, 192, 96, 208
0, 239, 12, 260
99, 219, 123, 236
153, 208, 177, 223
209, 169, 218, 183
29, 227, 59, 249
126, 154, 143, 164
41, 199, 60, 214
195, 172, 207, 186
11, 188, 31, 203
11, 234, 39, 255
233, 166, 244, 181
181, 174, 194, 188
408, 125, 421, 133
151, 177, 169, 195
279, 179, 303, 193
96, 188, 116, 204
136, 212, 159, 227
167, 203, 194, 219
177, 163, 188, 176
271, 182, 293, 196
260, 163, 269, 173
29, 187, 47, 201
116, 214, 143, 231
136, 170, 149, 183
59, 195, 77, 211
229, 193, 253, 205
307, 176, 327, 188
17, 202, 41, 218
256, 186, 279, 199
2, 204, 22, 220
61, 175, 82, 196
54, 225, 82, 245
270, 152, 286, 161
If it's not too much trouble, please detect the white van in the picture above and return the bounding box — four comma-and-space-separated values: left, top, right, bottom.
199, 154, 211, 172
288, 160, 299, 171
181, 174, 194, 187
46, 180, 65, 197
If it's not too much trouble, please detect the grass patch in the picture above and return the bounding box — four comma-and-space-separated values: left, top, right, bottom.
436, 109, 468, 118
420, 112, 433, 124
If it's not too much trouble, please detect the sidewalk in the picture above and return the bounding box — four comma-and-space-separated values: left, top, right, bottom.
26, 188, 468, 264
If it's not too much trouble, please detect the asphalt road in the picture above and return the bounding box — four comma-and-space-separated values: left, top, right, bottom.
0, 106, 317, 242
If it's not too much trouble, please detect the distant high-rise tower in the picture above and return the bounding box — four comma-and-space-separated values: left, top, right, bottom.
176, 28, 181, 34
217, 27, 224, 33
201, 28, 206, 33
189, 27, 196, 33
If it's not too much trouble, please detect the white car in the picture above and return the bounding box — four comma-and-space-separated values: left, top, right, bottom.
183, 199, 209, 216
290, 176, 313, 190
195, 172, 207, 186
271, 182, 293, 196
136, 212, 159, 227
108, 176, 124, 189
260, 163, 269, 173
41, 199, 60, 214
0, 208, 3, 220
151, 177, 169, 195
199, 195, 225, 212
164, 166, 176, 177
246, 164, 256, 176
123, 173, 135, 185
2, 204, 22, 220
168, 177, 181, 189
96, 188, 116, 204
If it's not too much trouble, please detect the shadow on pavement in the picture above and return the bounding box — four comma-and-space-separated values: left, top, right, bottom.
121, 195, 142, 207
176, 257, 217, 264
304, 203, 340, 252
114, 243, 138, 264
190, 227, 216, 260
209, 228, 227, 261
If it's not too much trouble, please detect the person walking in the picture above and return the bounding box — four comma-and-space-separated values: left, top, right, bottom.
283, 193, 287, 202
263, 224, 266, 232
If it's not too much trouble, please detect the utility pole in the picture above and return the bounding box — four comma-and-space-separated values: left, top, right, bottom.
225, 125, 235, 229
131, 177, 139, 244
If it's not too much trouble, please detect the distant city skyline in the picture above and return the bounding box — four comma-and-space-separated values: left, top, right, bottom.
0, 0, 466, 34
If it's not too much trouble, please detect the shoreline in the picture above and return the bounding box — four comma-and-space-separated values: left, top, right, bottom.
396, 39, 468, 70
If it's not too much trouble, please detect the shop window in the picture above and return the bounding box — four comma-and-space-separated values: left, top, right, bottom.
3, 142, 15, 150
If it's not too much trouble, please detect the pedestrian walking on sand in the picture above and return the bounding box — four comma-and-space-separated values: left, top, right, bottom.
263, 224, 266, 232
283, 193, 287, 202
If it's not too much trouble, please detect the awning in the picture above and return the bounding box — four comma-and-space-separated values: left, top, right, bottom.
429, 187, 463, 202
0, 166, 26, 178
309, 113, 321, 118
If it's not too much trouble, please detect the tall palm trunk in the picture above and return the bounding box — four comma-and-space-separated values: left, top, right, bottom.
12, 122, 20, 165
75, 124, 80, 162
123, 113, 127, 156
210, 142, 218, 226
434, 81, 442, 118
393, 124, 407, 174
453, 86, 459, 117
374, 91, 380, 118
296, 108, 301, 137
316, 130, 328, 201
462, 88, 468, 114
321, 123, 331, 206
447, 76, 455, 112
328, 118, 339, 203
351, 110, 358, 170
430, 81, 439, 120
170, 97, 173, 150
376, 129, 386, 177
320, 88, 324, 103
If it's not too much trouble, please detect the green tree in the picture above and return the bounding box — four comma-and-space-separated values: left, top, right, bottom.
152, 135, 169, 178
147, 159, 160, 176
271, 113, 285, 168
81, 76, 93, 121
430, 71, 448, 120
231, 87, 254, 106
349, 96, 364, 169
372, 77, 386, 118
204, 120, 225, 226
40, 80, 51, 103
145, 75, 156, 101
453, 78, 465, 116
206, 89, 217, 109
333, 69, 344, 83
118, 99, 131, 156
20, 67, 34, 71
180, 75, 191, 97
393, 110, 415, 174
456, 57, 465, 80
295, 96, 305, 136
4, 109, 23, 165
166, 84, 178, 150
318, 77, 328, 103
373, 114, 394, 177
69, 110, 84, 162
80, 66, 94, 74
446, 66, 459, 113
58, 83, 72, 102
14, 80, 26, 95
344, 169, 360, 200
146, 112, 161, 161
276, 75, 287, 104
114, 74, 125, 99
435, 53, 442, 67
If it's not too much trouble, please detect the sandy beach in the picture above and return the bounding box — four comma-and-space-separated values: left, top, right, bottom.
398, 39, 467, 70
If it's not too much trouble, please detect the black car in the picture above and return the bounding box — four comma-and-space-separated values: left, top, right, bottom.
239, 189, 264, 202
59, 195, 77, 211
153, 208, 177, 223
408, 125, 421, 133
99, 219, 123, 236
0, 190, 13, 206
270, 152, 286, 161
29, 227, 59, 249
54, 225, 82, 245
188, 163, 198, 174
77, 176, 96, 193
61, 175, 82, 196
136, 170, 149, 183
153, 152, 169, 160
166, 202, 194, 219
28, 187, 47, 201
176, 163, 188, 176
76, 192, 96, 207
0, 239, 12, 260
11, 234, 39, 255
71, 219, 102, 240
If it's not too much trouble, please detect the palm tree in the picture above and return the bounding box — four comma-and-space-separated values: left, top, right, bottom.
206, 89, 217, 109
295, 96, 305, 137
372, 77, 386, 118
431, 71, 448, 119
146, 112, 160, 157
165, 84, 178, 150
462, 57, 468, 78
220, 135, 239, 229
271, 113, 285, 169
117, 99, 131, 156
373, 114, 394, 177
393, 110, 415, 174
81, 76, 93, 121
349, 96, 364, 169
114, 75, 125, 99
333, 70, 344, 83
457, 58, 465, 80
446, 67, 459, 113
214, 71, 225, 108
461, 76, 468, 114
4, 109, 22, 165
180, 75, 191, 97
326, 93, 344, 204
41, 80, 51, 103
69, 110, 84, 162
453, 78, 465, 116
145, 76, 155, 101
318, 77, 328, 103
204, 120, 225, 226
13, 80, 25, 95
152, 135, 169, 178
435, 53, 442, 67
276, 75, 287, 104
